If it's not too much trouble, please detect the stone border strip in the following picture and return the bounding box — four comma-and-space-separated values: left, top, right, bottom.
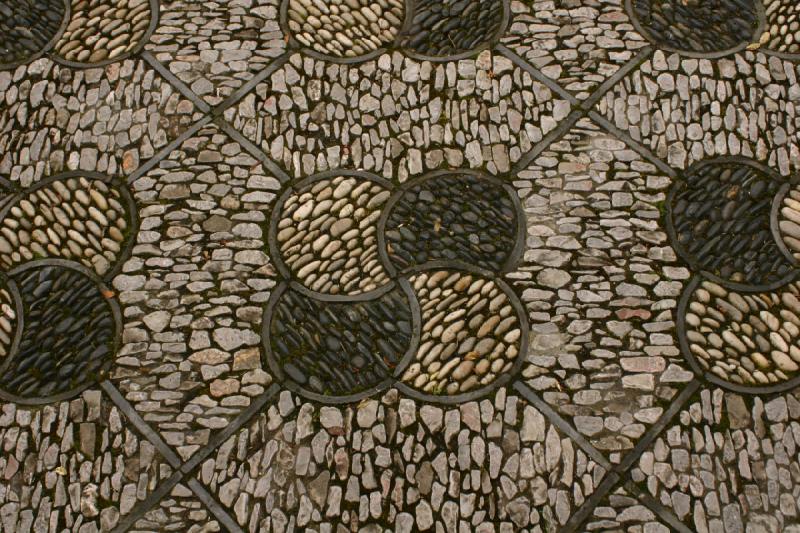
216, 118, 293, 184
496, 44, 580, 106
587, 110, 679, 179
185, 478, 245, 533
211, 53, 293, 118
555, 378, 701, 532
580, 45, 655, 111
126, 115, 214, 185
623, 0, 766, 60
510, 108, 584, 177
623, 480, 694, 533
102, 381, 282, 532
512, 378, 704, 533
0, 258, 123, 405
142, 51, 212, 114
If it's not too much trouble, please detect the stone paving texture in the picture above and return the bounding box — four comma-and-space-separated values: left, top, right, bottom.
0, 0, 799, 532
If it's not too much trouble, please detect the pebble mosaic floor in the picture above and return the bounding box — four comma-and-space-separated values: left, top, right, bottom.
0, 0, 799, 532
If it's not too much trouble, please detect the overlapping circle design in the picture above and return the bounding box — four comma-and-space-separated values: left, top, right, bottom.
627, 0, 800, 59
0, 0, 159, 70
0, 172, 137, 404
668, 157, 800, 394
281, 0, 511, 62
262, 169, 529, 404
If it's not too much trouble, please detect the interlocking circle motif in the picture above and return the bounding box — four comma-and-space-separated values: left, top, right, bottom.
280, 0, 511, 63
263, 169, 529, 404
0, 0, 159, 70
669, 157, 800, 394
0, 172, 137, 404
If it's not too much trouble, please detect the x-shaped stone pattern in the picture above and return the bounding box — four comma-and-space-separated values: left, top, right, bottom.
0, 0, 799, 531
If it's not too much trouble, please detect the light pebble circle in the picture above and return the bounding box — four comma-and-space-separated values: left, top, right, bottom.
286, 0, 405, 59
682, 278, 800, 389
401, 270, 522, 396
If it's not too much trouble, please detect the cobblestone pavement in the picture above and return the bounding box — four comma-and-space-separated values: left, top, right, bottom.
0, 0, 799, 532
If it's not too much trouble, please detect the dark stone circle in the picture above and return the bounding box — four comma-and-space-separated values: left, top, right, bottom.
267, 285, 414, 397
384, 173, 519, 273
1, 264, 116, 399
631, 0, 760, 54
669, 160, 792, 287
0, 0, 66, 67
397, 0, 505, 57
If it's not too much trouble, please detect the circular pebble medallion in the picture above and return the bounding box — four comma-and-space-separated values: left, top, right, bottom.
269, 171, 393, 297
398, 269, 526, 400
776, 184, 800, 263
53, 0, 157, 66
263, 281, 418, 401
283, 0, 406, 60
761, 0, 800, 58
0, 173, 135, 279
0, 0, 68, 69
397, 0, 508, 59
0, 262, 120, 404
0, 275, 19, 362
380, 171, 524, 275
667, 158, 794, 289
629, 0, 762, 56
679, 276, 800, 393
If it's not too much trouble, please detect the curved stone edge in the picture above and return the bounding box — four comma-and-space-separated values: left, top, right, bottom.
676, 273, 800, 395
664, 155, 797, 292
398, 0, 512, 63
0, 170, 140, 283
51, 0, 161, 68
267, 168, 395, 300
375, 168, 527, 278
0, 257, 123, 405
0, 272, 24, 377
0, 0, 71, 71
279, 0, 512, 63
396, 269, 529, 406
260, 277, 422, 404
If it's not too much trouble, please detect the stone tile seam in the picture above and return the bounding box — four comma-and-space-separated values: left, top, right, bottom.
215, 117, 293, 183
588, 110, 679, 178
513, 380, 613, 470
110, 22, 679, 532
138, 40, 601, 191
100, 382, 281, 532
569, 379, 702, 532
562, 470, 621, 533
125, 115, 214, 185
623, 480, 695, 533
